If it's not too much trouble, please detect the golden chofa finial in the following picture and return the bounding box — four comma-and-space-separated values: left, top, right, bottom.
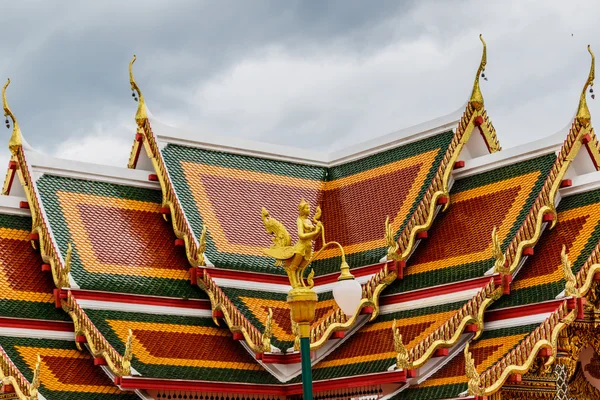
2, 78, 23, 155
129, 55, 148, 125
576, 45, 595, 127
469, 34, 487, 111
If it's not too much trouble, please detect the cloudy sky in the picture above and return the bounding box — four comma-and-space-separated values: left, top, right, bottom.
0, 0, 598, 168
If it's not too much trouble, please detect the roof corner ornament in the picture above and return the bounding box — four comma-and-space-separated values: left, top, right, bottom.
29, 354, 41, 399
2, 78, 23, 155
392, 319, 410, 370
561, 245, 579, 297
60, 242, 73, 288
262, 307, 273, 352
491, 226, 508, 274
469, 34, 487, 111
576, 45, 595, 128
121, 328, 133, 375
198, 225, 207, 266
465, 342, 485, 396
385, 216, 400, 261
129, 55, 148, 126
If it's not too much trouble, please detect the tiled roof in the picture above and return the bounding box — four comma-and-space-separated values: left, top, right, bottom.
0, 213, 68, 321
161, 131, 454, 276
492, 187, 600, 309
306, 301, 466, 381
385, 153, 556, 294
35, 175, 207, 299
0, 335, 138, 399
81, 309, 278, 384
219, 287, 337, 351
398, 324, 540, 400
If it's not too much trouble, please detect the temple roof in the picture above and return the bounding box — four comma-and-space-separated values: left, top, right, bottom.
0, 40, 598, 399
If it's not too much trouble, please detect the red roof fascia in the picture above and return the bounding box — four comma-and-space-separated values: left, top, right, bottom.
483, 299, 565, 322
380, 274, 499, 306
63, 289, 211, 310
120, 370, 406, 395
0, 317, 73, 332
197, 260, 390, 286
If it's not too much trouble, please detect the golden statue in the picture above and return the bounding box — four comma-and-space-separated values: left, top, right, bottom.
392, 319, 410, 370
262, 199, 351, 339
465, 342, 484, 396
262, 199, 323, 289
561, 245, 579, 297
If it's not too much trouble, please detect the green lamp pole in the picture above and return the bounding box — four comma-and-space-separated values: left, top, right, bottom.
288, 287, 317, 400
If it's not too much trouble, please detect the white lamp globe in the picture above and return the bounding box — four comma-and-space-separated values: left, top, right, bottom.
333, 276, 362, 316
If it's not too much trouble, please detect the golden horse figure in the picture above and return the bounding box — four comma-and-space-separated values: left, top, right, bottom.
261, 199, 351, 338
261, 199, 323, 289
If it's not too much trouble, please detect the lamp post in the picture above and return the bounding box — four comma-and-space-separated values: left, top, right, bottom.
261, 201, 363, 400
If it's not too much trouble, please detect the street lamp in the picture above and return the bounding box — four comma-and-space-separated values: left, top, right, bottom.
261, 200, 362, 400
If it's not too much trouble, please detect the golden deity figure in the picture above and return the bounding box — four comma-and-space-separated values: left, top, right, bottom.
261, 199, 322, 289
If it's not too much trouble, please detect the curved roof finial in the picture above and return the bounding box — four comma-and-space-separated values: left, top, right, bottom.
2, 78, 22, 155
469, 34, 487, 111
129, 55, 148, 125
576, 45, 595, 127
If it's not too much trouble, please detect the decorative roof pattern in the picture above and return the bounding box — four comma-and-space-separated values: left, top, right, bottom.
35, 175, 206, 299
0, 213, 68, 321
0, 336, 138, 399
81, 309, 278, 384
386, 153, 556, 294
308, 301, 465, 381
219, 287, 337, 351
397, 323, 540, 400
161, 131, 454, 276
493, 187, 600, 309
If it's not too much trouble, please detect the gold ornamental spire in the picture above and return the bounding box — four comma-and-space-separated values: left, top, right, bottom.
576, 45, 595, 127
469, 34, 487, 111
129, 55, 148, 125
2, 78, 23, 155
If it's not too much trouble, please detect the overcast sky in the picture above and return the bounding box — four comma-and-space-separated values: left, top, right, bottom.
0, 0, 598, 169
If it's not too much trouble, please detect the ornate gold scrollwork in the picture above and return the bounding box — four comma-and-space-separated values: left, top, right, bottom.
262, 308, 273, 353
465, 341, 485, 396
59, 242, 73, 289
198, 225, 207, 267
385, 216, 400, 261
392, 319, 410, 370
561, 245, 579, 298
492, 226, 508, 274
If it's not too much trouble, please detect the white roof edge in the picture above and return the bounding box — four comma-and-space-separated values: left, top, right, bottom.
148, 104, 465, 167
0, 194, 31, 216
452, 124, 570, 180
560, 170, 600, 196
327, 105, 464, 165
24, 149, 160, 190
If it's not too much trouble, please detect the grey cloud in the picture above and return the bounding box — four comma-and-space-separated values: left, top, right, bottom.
0, 0, 598, 166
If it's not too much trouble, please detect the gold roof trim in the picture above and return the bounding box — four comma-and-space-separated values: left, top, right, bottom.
576, 45, 595, 128
0, 348, 39, 399
481, 301, 575, 396
469, 34, 487, 111
2, 78, 23, 155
